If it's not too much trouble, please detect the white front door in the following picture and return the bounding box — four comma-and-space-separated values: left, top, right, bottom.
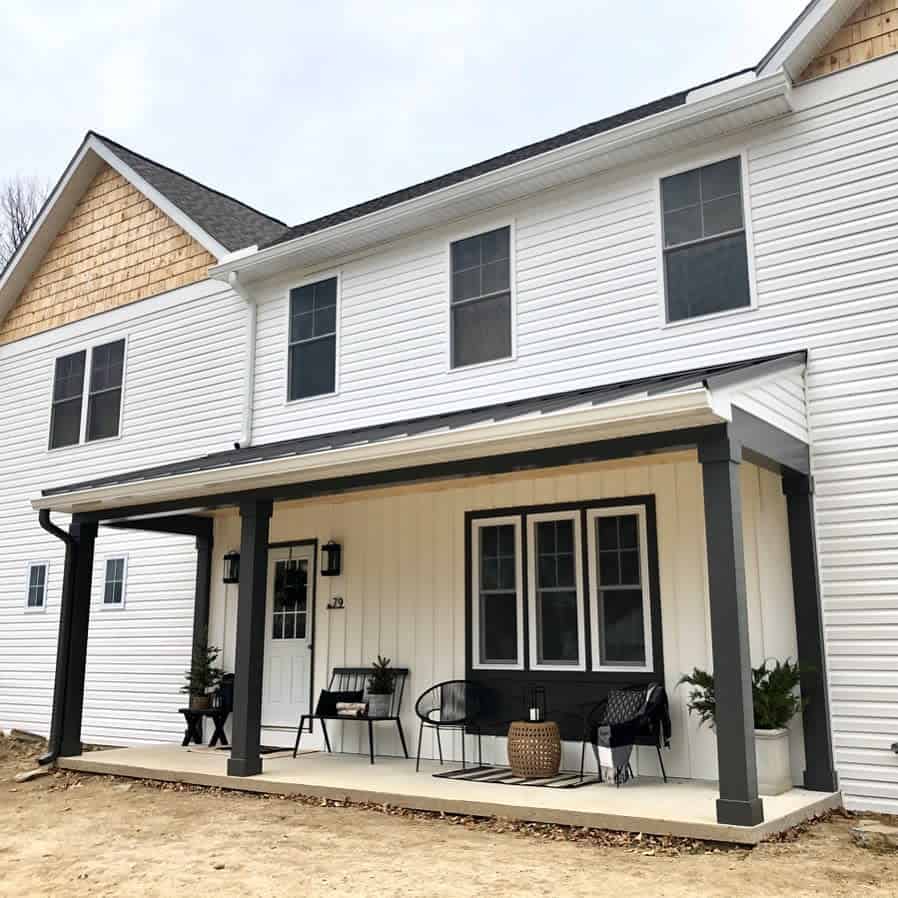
261, 545, 314, 729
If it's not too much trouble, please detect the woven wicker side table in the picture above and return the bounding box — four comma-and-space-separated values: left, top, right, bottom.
507, 721, 561, 778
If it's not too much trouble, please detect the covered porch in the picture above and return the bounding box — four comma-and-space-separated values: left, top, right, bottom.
57, 744, 840, 845
35, 353, 840, 834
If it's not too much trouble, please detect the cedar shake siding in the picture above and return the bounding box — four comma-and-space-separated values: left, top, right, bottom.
0, 164, 215, 345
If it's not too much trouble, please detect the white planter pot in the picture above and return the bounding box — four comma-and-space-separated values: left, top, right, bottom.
754, 728, 792, 795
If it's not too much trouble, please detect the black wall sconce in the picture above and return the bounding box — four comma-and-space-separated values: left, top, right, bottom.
321, 540, 342, 577
222, 550, 240, 584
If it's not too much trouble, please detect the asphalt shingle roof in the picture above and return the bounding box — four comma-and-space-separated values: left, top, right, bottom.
94, 133, 287, 252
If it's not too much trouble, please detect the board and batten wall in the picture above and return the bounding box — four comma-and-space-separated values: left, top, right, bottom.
208, 453, 804, 783
0, 277, 247, 744
241, 55, 898, 810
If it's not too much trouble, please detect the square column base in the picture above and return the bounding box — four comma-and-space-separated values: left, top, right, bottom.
227, 756, 262, 777
804, 769, 839, 793
716, 797, 764, 826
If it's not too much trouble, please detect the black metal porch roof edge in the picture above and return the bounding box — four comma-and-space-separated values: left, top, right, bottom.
42, 350, 806, 499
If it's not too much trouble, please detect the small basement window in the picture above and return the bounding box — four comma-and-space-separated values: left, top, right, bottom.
103, 557, 128, 607
288, 277, 337, 400
661, 157, 751, 322
25, 562, 48, 611
450, 226, 512, 368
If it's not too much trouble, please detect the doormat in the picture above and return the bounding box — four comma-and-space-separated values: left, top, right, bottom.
434, 765, 598, 789
207, 745, 293, 756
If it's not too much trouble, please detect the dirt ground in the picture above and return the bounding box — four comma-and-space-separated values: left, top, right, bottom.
1, 734, 897, 898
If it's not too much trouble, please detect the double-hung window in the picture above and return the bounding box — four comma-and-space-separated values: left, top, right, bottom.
288, 277, 337, 400
25, 562, 49, 612
661, 156, 751, 322
527, 512, 585, 670
469, 500, 657, 674
103, 557, 128, 607
49, 338, 126, 449
471, 517, 523, 668
450, 226, 512, 368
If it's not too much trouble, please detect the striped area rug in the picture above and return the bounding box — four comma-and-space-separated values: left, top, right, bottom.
434, 764, 598, 789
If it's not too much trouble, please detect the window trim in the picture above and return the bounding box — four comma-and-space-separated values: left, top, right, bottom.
47, 334, 129, 453
526, 510, 586, 672
446, 219, 517, 373
654, 150, 758, 327
470, 515, 525, 671
284, 269, 341, 405
586, 505, 654, 673
100, 554, 129, 610
24, 561, 50, 613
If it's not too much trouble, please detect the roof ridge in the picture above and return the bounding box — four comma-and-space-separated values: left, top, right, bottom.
89, 130, 287, 229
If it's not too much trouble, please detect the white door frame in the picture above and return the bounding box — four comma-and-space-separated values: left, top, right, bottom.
261, 539, 317, 732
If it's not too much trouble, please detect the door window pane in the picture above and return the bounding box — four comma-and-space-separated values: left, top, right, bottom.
450, 226, 512, 368
272, 559, 308, 640
533, 519, 580, 665
477, 523, 518, 665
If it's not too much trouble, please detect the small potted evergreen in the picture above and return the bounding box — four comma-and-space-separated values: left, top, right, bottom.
679, 659, 805, 795
181, 643, 224, 711
366, 655, 395, 718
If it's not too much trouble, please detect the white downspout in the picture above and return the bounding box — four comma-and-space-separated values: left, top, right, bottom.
229, 271, 256, 449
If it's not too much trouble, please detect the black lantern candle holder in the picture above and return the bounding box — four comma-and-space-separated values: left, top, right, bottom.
525, 685, 547, 722
222, 550, 240, 584
321, 540, 342, 577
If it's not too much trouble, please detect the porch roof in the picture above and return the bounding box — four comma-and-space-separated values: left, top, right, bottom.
33, 352, 807, 516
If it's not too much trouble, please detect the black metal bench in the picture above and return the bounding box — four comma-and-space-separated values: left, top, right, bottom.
293, 667, 410, 764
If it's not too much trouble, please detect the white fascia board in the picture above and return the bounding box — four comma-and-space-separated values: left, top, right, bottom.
32, 389, 720, 514
209, 73, 791, 285
757, 0, 859, 80
0, 136, 227, 328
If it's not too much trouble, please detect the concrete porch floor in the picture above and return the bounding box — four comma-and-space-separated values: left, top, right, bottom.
58, 745, 840, 845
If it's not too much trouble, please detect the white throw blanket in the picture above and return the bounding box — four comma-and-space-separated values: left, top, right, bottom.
336, 701, 368, 717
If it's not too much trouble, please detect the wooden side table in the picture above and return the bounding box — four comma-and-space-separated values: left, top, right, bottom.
507, 720, 561, 777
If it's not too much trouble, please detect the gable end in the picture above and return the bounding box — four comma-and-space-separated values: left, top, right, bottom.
0, 164, 215, 345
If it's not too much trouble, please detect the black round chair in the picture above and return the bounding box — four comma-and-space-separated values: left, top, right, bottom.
414, 680, 483, 772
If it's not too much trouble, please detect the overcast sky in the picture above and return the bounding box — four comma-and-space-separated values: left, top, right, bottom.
1, 1, 804, 227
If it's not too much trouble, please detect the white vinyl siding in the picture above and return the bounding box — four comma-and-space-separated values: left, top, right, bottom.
0, 279, 241, 745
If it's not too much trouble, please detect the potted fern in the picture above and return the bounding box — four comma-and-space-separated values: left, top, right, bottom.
679, 659, 804, 795
181, 643, 224, 711
366, 655, 395, 718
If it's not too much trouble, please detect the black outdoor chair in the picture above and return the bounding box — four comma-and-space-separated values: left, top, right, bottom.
580, 683, 671, 784
414, 680, 483, 772
293, 667, 410, 764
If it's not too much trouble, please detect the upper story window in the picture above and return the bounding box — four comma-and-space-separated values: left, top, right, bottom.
450, 226, 512, 368
25, 562, 49, 612
660, 157, 751, 322
288, 277, 337, 400
49, 338, 126, 450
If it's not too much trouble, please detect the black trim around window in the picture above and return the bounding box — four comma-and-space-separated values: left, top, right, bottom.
465, 495, 663, 739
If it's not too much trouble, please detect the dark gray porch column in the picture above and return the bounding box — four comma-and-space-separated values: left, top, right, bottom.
783, 474, 838, 793
191, 528, 214, 660
699, 433, 764, 826
58, 521, 98, 758
228, 499, 272, 777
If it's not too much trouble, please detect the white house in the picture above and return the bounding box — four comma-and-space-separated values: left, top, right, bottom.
1, 0, 897, 833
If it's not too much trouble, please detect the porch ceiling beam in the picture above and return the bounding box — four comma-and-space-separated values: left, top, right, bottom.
71, 425, 723, 524
728, 408, 810, 476
102, 514, 213, 539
